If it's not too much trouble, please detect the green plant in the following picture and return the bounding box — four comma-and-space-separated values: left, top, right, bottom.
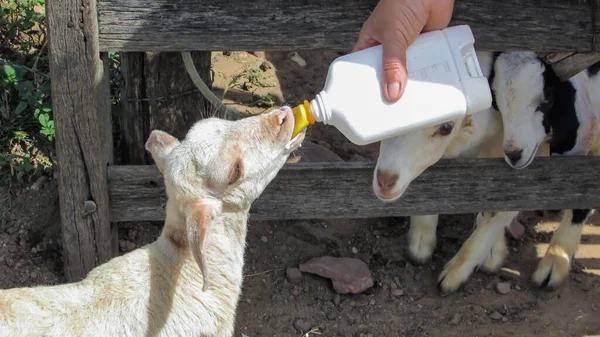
1, 0, 53, 181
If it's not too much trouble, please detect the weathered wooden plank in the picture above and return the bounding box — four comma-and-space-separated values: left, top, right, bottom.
108, 157, 600, 222
47, 0, 116, 281
97, 0, 594, 52
119, 51, 211, 164
542, 52, 600, 81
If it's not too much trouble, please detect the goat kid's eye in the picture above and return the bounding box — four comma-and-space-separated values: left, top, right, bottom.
433, 122, 454, 137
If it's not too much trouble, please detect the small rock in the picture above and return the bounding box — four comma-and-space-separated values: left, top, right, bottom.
31, 247, 37, 254
288, 52, 307, 68
6, 226, 18, 235
119, 240, 127, 249
414, 273, 422, 281
30, 271, 37, 279
496, 282, 511, 295
260, 235, 268, 243
299, 256, 374, 294
450, 313, 462, 325
333, 293, 341, 306
222, 51, 231, 56
369, 299, 376, 306
326, 311, 337, 320
286, 267, 303, 283
293, 318, 311, 332
0, 256, 4, 264
391, 289, 404, 297
351, 247, 359, 254
8, 245, 18, 253
489, 311, 503, 320
128, 230, 137, 241
502, 316, 509, 323
5, 258, 14, 268
515, 284, 522, 291
298, 142, 344, 163
291, 286, 300, 296
259, 61, 272, 71
349, 154, 366, 162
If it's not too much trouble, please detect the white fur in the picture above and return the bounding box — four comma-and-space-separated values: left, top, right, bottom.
0, 106, 305, 337
492, 52, 549, 168
494, 52, 600, 288
374, 51, 530, 293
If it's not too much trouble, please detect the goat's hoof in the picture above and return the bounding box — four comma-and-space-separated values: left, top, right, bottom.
436, 259, 475, 295
532, 250, 571, 289
407, 230, 436, 264
480, 242, 509, 274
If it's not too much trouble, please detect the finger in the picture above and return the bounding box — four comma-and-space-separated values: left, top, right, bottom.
352, 26, 380, 52
422, 0, 455, 32
382, 39, 409, 102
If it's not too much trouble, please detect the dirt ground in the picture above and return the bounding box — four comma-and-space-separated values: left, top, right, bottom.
1, 51, 600, 337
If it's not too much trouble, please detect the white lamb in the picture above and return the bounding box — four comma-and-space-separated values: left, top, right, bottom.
492, 51, 599, 288
373, 51, 549, 294
0, 106, 305, 337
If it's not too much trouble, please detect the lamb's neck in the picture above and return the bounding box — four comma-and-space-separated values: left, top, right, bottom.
159, 203, 250, 293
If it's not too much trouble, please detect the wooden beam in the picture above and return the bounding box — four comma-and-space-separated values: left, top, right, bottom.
47, 0, 116, 281
97, 0, 594, 52
108, 157, 600, 222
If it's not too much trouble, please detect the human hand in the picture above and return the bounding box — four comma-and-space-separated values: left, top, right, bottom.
353, 0, 455, 102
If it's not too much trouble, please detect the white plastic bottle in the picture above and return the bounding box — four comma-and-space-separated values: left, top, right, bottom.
291, 25, 492, 145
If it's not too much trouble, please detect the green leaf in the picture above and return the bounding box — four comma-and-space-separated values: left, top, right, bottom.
15, 101, 28, 114
39, 113, 49, 126
16, 171, 25, 180
42, 102, 52, 112
3, 65, 16, 82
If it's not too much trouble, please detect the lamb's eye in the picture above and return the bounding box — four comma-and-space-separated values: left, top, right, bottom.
434, 122, 454, 137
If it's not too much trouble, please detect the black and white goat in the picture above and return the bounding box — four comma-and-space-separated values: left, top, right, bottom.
492, 51, 599, 288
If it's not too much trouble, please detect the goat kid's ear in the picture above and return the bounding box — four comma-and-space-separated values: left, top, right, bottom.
145, 130, 180, 173
570, 86, 599, 156
185, 199, 221, 292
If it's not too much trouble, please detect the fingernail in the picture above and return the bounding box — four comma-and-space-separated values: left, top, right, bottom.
387, 81, 400, 100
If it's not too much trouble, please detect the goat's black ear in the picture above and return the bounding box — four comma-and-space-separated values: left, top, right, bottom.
145, 130, 180, 174
548, 79, 598, 156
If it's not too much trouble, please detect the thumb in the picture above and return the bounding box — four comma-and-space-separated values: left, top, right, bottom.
382, 39, 409, 102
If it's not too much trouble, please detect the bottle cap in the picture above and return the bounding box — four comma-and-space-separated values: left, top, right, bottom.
291, 100, 315, 137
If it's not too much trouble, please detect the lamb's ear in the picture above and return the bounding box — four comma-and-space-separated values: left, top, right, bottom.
553, 81, 599, 156
145, 130, 180, 173
571, 83, 599, 155
185, 199, 221, 291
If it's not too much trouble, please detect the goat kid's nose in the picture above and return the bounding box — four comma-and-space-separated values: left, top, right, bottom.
504, 148, 523, 163
376, 169, 399, 192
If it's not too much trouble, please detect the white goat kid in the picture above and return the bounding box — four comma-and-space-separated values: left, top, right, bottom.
492, 51, 599, 288
0, 106, 305, 337
373, 51, 527, 294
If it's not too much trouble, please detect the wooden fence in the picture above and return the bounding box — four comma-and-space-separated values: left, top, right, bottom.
46, 0, 600, 281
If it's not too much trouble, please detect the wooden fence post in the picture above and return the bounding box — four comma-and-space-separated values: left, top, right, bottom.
119, 51, 212, 164
46, 0, 117, 281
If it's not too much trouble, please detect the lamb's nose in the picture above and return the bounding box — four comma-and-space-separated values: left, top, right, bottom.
376, 169, 399, 193
504, 149, 523, 164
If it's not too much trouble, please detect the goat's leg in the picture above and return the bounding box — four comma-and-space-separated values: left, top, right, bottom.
437, 211, 518, 295
408, 214, 439, 264
532, 209, 593, 289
